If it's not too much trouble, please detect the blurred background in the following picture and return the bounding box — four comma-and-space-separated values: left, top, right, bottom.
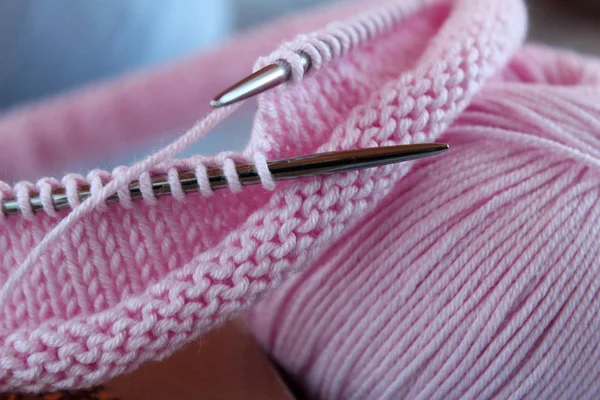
0, 0, 599, 174
2, 0, 599, 109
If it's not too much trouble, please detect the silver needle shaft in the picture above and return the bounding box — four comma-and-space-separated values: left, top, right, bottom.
1, 143, 449, 217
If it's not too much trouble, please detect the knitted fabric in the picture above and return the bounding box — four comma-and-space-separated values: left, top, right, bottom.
0, 0, 599, 398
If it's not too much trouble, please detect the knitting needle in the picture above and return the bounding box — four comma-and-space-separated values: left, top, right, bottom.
210, 52, 312, 108
1, 143, 448, 217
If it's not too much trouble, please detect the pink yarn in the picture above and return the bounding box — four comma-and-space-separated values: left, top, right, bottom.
0, 0, 599, 397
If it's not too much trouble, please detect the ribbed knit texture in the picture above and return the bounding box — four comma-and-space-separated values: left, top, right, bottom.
0, 0, 599, 398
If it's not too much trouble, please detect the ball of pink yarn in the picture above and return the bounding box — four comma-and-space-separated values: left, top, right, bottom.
246, 45, 600, 399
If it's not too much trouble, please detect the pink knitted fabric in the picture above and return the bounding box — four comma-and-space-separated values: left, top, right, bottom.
1, 0, 600, 397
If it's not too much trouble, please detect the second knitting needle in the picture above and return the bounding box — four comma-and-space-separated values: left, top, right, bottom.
210, 52, 312, 108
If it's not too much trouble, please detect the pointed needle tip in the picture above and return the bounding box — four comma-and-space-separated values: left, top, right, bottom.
415, 143, 449, 156
209, 62, 293, 108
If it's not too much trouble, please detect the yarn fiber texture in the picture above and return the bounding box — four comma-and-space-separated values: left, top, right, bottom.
0, 0, 598, 398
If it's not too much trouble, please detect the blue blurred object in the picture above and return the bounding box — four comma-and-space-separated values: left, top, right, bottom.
0, 0, 338, 175
0, 0, 232, 108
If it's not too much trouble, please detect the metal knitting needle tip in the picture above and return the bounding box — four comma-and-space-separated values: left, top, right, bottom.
270, 142, 450, 179
210, 52, 312, 108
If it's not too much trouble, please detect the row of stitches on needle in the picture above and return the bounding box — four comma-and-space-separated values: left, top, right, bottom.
0, 155, 275, 219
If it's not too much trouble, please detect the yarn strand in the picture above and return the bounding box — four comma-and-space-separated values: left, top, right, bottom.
0, 104, 241, 311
